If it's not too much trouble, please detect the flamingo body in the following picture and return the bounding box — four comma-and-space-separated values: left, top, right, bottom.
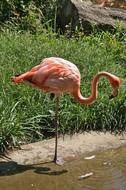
12, 57, 120, 105
11, 57, 120, 164
13, 57, 80, 96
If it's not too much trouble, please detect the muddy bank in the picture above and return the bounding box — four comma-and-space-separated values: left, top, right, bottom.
1, 132, 126, 165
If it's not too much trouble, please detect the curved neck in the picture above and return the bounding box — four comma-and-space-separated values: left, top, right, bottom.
73, 71, 114, 105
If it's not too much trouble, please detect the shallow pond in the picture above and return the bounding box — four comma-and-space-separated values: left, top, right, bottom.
0, 145, 126, 190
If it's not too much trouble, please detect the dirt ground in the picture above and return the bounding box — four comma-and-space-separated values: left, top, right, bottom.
1, 132, 126, 165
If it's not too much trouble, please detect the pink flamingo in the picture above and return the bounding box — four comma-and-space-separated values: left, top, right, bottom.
11, 57, 120, 164
99, 0, 109, 7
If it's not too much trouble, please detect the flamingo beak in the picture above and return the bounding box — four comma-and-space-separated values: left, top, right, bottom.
109, 94, 115, 99
109, 87, 119, 99
50, 93, 55, 100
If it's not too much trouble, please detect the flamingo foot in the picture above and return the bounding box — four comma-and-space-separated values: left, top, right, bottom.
54, 157, 64, 165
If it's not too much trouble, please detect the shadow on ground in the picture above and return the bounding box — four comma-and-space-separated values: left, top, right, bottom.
0, 160, 68, 176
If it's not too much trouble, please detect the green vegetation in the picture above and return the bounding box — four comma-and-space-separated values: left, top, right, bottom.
0, 28, 126, 152
0, 0, 57, 33
0, 1, 126, 152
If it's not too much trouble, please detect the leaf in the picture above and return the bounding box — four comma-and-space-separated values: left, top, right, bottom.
78, 172, 94, 180
84, 155, 96, 160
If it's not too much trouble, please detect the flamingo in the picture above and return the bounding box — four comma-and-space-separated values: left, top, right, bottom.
11, 57, 120, 164
98, 0, 110, 7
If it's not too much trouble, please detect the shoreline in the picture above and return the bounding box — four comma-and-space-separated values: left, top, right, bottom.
1, 132, 126, 165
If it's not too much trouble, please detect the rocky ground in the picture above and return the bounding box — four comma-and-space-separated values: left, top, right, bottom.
1, 132, 126, 165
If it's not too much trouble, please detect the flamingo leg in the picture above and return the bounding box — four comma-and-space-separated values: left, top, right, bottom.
53, 95, 59, 163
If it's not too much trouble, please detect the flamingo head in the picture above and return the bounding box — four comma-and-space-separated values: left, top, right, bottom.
109, 75, 120, 99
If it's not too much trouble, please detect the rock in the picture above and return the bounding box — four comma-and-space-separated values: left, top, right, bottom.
57, 0, 126, 33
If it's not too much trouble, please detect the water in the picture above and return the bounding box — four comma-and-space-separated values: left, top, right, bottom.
0, 146, 126, 190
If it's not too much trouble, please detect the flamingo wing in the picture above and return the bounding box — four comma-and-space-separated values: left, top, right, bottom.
12, 57, 80, 94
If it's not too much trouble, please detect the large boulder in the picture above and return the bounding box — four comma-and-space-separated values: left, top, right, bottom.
57, 0, 126, 33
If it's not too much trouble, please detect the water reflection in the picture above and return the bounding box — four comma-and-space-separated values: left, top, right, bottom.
0, 146, 126, 190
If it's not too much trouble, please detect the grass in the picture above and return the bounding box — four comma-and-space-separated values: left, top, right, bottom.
0, 29, 126, 152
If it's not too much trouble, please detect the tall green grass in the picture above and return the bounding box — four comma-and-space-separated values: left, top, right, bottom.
0, 29, 126, 152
